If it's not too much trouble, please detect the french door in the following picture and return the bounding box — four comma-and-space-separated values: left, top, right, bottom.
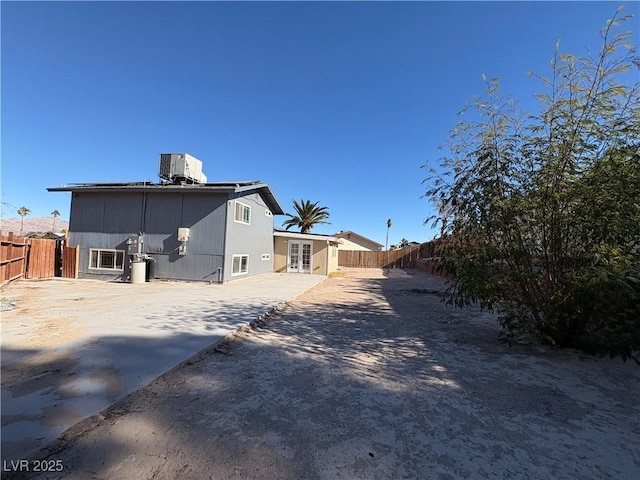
287, 241, 313, 273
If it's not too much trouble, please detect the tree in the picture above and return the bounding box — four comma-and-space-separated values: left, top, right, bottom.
17, 206, 31, 234
51, 210, 60, 232
399, 238, 410, 248
282, 199, 331, 234
385, 219, 392, 251
423, 8, 640, 361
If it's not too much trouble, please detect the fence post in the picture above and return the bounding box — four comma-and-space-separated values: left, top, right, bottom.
74, 245, 80, 278
5, 232, 12, 282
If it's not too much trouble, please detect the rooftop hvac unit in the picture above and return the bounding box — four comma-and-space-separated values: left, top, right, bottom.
159, 153, 208, 184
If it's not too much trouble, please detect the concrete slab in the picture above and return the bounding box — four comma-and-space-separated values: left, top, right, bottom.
1, 273, 325, 462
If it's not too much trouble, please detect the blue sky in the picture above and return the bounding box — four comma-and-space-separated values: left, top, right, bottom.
2, 1, 638, 245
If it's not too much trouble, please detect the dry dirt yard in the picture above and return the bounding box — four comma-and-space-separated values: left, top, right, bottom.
10, 268, 640, 480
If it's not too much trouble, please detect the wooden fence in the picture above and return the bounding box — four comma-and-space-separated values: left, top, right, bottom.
1, 233, 28, 283
0, 233, 79, 284
62, 244, 80, 279
25, 238, 57, 279
338, 242, 442, 269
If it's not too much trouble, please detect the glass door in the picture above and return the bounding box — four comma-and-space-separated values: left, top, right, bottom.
287, 242, 300, 272
301, 242, 312, 273
288, 241, 313, 273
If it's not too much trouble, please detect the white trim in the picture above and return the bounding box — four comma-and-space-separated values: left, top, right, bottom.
231, 254, 249, 276
234, 201, 251, 225
287, 241, 313, 274
89, 248, 125, 271
274, 231, 338, 242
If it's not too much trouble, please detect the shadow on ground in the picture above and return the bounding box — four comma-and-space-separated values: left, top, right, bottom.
3, 269, 639, 479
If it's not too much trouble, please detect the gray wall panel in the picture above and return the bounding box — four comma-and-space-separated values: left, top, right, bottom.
180, 194, 226, 255
151, 253, 224, 283
70, 193, 142, 233
223, 193, 275, 281
68, 188, 271, 282
103, 193, 143, 233
69, 194, 105, 232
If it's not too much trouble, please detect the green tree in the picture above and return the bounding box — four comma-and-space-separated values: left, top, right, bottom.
399, 238, 410, 248
423, 7, 640, 361
282, 199, 331, 234
17, 206, 31, 234
51, 210, 60, 232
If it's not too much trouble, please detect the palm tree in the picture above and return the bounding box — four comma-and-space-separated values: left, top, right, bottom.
51, 210, 60, 232
17, 206, 31, 235
385, 219, 392, 251
282, 199, 330, 234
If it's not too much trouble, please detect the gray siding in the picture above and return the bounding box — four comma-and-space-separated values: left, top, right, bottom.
223, 192, 275, 282
69, 192, 143, 280
69, 191, 228, 282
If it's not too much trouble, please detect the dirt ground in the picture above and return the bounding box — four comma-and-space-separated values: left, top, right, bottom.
7, 268, 640, 480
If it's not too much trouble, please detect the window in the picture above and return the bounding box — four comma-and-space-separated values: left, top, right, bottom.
261, 253, 271, 261
232, 254, 249, 275
89, 249, 125, 271
265, 209, 272, 217
234, 201, 251, 224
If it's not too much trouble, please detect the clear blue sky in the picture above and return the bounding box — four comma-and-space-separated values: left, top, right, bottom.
2, 1, 638, 245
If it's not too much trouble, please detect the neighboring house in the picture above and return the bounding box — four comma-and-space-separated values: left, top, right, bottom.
273, 228, 340, 275
48, 180, 284, 283
335, 231, 383, 251
24, 232, 65, 240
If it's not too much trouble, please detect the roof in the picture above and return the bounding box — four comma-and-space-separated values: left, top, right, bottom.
48, 181, 285, 215
334, 230, 384, 247
273, 227, 339, 243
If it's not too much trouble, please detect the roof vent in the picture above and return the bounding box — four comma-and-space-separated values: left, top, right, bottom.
159, 153, 208, 184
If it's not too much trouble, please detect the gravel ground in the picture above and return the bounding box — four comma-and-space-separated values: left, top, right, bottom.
8, 268, 640, 480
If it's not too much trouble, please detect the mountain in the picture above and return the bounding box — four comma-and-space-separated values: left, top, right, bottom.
0, 216, 69, 235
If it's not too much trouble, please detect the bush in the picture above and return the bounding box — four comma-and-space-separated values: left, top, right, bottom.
424, 7, 640, 361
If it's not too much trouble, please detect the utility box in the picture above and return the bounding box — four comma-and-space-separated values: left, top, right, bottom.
178, 228, 190, 242
126, 237, 140, 256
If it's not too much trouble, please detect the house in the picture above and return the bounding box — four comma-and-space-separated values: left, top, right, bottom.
334, 231, 383, 251
48, 154, 284, 282
273, 228, 340, 275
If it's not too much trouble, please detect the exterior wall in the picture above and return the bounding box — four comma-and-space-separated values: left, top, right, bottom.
223, 192, 274, 282
145, 192, 227, 282
312, 241, 329, 275
273, 238, 289, 273
69, 191, 227, 282
327, 243, 339, 274
68, 192, 143, 281
337, 235, 382, 251
273, 237, 336, 276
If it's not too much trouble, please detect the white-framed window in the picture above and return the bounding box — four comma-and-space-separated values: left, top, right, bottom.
232, 254, 249, 275
261, 253, 271, 261
89, 249, 125, 271
234, 201, 251, 224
